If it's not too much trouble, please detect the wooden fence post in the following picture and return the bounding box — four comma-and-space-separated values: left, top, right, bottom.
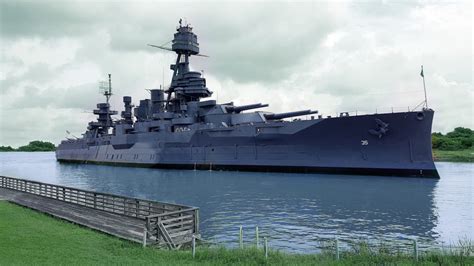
157, 217, 162, 243
264, 237, 268, 259
135, 200, 139, 218
192, 235, 196, 258
335, 238, 340, 260
255, 226, 259, 248
239, 225, 243, 249
142, 227, 147, 247
413, 239, 418, 261
194, 209, 200, 234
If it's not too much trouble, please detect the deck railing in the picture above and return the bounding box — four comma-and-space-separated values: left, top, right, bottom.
0, 175, 199, 249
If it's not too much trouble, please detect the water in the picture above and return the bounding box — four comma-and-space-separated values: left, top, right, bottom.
1, 152, 472, 253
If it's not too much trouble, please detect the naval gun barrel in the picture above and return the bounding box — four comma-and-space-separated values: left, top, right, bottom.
226, 103, 269, 113
264, 110, 318, 120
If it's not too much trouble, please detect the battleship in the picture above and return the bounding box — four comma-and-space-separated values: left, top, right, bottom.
56, 21, 439, 178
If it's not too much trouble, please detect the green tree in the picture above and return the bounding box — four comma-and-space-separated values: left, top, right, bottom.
17, 141, 56, 152
431, 135, 444, 149
0, 146, 15, 152
432, 127, 474, 151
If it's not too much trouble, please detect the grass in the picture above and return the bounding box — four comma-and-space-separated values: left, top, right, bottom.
0, 201, 472, 265
433, 148, 474, 162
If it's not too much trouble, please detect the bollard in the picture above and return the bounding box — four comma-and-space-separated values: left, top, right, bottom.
335, 238, 340, 260
255, 226, 259, 248
209, 162, 212, 172
264, 237, 268, 259
194, 163, 197, 171
142, 227, 147, 247
413, 239, 418, 261
239, 225, 243, 248
192, 235, 196, 258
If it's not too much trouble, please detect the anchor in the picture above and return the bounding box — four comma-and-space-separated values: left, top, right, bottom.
369, 118, 389, 138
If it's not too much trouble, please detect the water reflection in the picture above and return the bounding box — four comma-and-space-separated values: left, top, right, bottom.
1, 152, 471, 253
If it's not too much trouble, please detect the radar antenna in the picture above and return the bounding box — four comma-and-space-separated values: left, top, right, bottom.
99, 74, 113, 104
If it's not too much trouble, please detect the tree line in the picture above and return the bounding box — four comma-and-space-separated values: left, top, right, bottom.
0, 141, 56, 152
432, 127, 473, 151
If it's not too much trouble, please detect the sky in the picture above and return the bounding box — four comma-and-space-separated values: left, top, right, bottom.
0, 0, 472, 147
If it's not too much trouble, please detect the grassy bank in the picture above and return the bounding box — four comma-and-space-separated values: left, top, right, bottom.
431, 127, 473, 162
0, 201, 472, 265
433, 148, 474, 162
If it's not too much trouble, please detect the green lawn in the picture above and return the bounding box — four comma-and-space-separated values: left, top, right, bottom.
433, 148, 474, 162
0, 201, 472, 265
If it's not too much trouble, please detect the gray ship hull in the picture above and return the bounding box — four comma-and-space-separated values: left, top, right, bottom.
56, 110, 439, 178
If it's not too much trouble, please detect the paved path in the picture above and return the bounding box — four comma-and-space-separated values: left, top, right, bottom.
0, 188, 145, 243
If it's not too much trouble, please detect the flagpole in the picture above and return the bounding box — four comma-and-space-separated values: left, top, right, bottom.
421, 65, 428, 109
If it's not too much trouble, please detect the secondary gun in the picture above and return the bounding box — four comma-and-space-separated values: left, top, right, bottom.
226, 103, 269, 113
264, 110, 318, 120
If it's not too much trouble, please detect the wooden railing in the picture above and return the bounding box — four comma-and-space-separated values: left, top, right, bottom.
0, 176, 199, 248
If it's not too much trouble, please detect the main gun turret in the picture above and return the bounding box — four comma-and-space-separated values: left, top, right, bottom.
225, 103, 269, 113
264, 110, 318, 120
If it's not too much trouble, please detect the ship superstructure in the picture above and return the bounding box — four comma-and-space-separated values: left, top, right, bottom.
56, 21, 439, 178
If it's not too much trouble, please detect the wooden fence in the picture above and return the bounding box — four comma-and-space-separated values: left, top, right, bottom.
146, 207, 199, 249
0, 175, 199, 249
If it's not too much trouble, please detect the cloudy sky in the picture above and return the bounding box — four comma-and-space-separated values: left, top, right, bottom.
0, 0, 472, 147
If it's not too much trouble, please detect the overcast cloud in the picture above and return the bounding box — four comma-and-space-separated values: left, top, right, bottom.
0, 0, 472, 147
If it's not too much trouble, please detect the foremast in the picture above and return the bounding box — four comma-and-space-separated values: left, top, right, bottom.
165, 22, 212, 112
87, 74, 118, 137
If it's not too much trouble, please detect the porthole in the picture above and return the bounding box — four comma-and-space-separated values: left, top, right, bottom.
416, 112, 425, 121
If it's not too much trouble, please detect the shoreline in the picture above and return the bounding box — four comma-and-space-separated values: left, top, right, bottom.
432, 148, 474, 163
1, 201, 472, 265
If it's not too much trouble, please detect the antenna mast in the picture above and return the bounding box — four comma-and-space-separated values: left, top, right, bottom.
99, 74, 113, 104
420, 65, 428, 109
107, 74, 112, 104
